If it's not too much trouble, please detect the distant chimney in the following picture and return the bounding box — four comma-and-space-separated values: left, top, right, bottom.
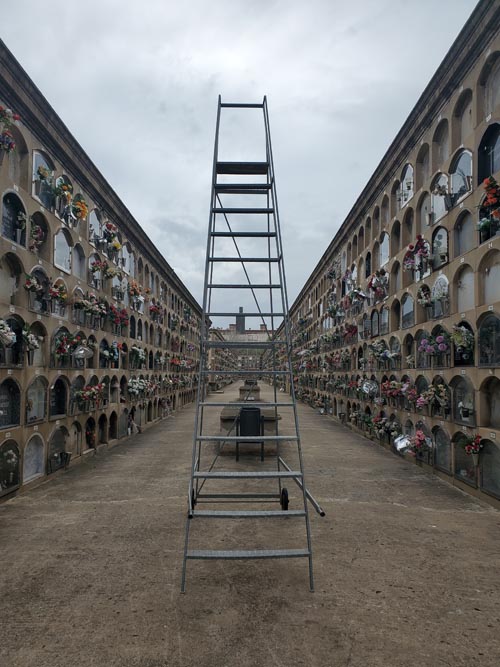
236, 306, 245, 334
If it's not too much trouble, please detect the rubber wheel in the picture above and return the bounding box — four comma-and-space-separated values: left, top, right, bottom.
280, 487, 289, 511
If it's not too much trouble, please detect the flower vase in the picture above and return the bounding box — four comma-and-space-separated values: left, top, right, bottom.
27, 349, 34, 365
471, 452, 479, 467
0, 150, 5, 166
16, 228, 23, 244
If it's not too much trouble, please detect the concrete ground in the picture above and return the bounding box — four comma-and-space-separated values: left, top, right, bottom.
1, 383, 500, 667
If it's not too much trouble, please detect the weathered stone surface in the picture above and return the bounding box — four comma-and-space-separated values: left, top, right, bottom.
1, 384, 499, 667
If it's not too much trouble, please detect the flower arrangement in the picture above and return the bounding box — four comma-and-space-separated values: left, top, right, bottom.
403, 235, 430, 271
171, 315, 180, 330
481, 177, 500, 223
103, 265, 121, 279
29, 221, 45, 252
150, 304, 161, 315
0, 319, 16, 347
409, 429, 429, 453
462, 434, 483, 456
54, 177, 73, 202
417, 286, 432, 307
91, 259, 108, 274
343, 324, 358, 340
405, 386, 418, 404
381, 380, 402, 398
0, 129, 15, 153
37, 165, 52, 182
418, 332, 450, 356
0, 105, 21, 154
22, 325, 41, 350
368, 340, 387, 359
451, 325, 474, 353
48, 284, 67, 302
24, 273, 43, 293
108, 304, 129, 327
130, 345, 146, 363
367, 270, 388, 301
75, 383, 104, 404
72, 198, 88, 220
128, 280, 142, 297
55, 332, 85, 358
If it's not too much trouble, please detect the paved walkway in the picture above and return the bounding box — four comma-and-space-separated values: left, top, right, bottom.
1, 384, 500, 667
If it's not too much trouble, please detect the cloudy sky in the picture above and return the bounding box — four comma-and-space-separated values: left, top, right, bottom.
3, 0, 477, 315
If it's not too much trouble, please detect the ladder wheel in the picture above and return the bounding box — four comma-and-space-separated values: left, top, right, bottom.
280, 487, 289, 511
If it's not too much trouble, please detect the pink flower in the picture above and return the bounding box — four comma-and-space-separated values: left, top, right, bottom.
438, 343, 447, 352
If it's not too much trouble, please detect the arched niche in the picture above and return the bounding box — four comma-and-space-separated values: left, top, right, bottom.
0, 439, 20, 496
23, 435, 45, 482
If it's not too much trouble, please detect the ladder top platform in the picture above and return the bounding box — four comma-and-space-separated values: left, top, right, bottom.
216, 161, 269, 175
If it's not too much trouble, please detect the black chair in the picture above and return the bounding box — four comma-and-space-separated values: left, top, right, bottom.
236, 407, 264, 461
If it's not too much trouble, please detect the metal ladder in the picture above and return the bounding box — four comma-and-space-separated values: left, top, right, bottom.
181, 96, 324, 592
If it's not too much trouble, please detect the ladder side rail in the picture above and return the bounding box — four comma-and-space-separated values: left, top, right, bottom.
264, 96, 314, 591
189, 96, 222, 510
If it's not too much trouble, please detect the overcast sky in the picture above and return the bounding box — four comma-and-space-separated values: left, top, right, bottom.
2, 0, 478, 318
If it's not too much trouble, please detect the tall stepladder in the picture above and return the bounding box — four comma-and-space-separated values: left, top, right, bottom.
181, 97, 324, 593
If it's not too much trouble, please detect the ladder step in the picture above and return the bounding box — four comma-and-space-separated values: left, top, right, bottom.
201, 370, 289, 375
211, 231, 277, 238
186, 549, 310, 560
212, 207, 274, 215
193, 471, 302, 479
204, 341, 282, 348
206, 312, 283, 317
215, 183, 272, 194
207, 284, 282, 289
198, 493, 280, 499
195, 438, 298, 447
220, 102, 264, 109
199, 402, 295, 407
191, 510, 306, 518
216, 161, 268, 175
209, 257, 280, 263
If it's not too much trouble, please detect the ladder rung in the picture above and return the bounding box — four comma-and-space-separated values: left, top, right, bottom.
201, 370, 289, 375
211, 231, 277, 238
215, 183, 272, 193
220, 102, 264, 108
198, 493, 280, 499
191, 510, 306, 518
216, 161, 268, 175
199, 402, 295, 407
213, 207, 274, 215
195, 437, 298, 445
204, 341, 281, 348
209, 257, 280, 263
186, 549, 310, 560
193, 470, 302, 479
206, 312, 283, 317
207, 284, 282, 289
